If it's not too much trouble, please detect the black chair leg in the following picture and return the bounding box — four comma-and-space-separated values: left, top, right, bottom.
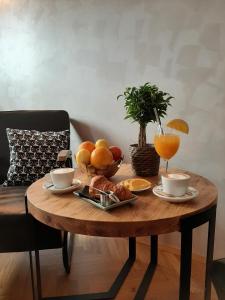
29, 251, 36, 300
33, 250, 42, 300
211, 264, 225, 300
62, 231, 74, 274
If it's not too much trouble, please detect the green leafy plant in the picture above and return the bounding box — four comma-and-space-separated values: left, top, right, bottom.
117, 82, 173, 147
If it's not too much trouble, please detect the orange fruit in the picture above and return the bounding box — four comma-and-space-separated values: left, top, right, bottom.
166, 119, 189, 134
90, 147, 113, 169
79, 141, 95, 153
76, 149, 90, 166
95, 139, 109, 148
121, 178, 151, 191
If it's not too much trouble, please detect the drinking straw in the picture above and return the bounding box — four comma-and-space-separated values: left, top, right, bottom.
153, 108, 164, 134
153, 107, 168, 174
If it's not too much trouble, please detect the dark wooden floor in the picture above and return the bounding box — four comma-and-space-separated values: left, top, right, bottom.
0, 236, 217, 300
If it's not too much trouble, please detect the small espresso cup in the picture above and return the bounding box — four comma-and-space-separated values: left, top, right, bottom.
50, 168, 75, 189
161, 173, 190, 197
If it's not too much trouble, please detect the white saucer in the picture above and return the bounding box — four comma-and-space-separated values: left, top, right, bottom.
43, 173, 52, 184
43, 179, 81, 194
152, 185, 199, 203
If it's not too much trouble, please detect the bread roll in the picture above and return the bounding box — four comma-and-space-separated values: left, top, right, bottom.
89, 175, 132, 201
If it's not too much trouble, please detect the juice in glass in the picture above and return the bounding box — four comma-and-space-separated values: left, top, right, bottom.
154, 133, 180, 160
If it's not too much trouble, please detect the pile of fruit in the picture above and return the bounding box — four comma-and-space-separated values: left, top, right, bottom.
75, 139, 123, 174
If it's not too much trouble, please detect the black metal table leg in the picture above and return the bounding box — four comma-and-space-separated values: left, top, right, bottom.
179, 228, 193, 300
34, 237, 136, 300
178, 204, 217, 300
62, 232, 74, 274
205, 206, 216, 300
151, 235, 158, 265
134, 235, 158, 300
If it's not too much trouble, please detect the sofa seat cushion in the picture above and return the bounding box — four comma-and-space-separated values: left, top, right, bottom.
0, 185, 62, 251
0, 186, 27, 214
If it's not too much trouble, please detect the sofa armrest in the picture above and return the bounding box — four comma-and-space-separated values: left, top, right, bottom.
57, 150, 72, 162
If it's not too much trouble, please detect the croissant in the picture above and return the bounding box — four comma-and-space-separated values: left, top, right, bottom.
89, 175, 133, 201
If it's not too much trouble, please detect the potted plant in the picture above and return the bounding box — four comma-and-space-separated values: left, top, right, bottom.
117, 82, 173, 176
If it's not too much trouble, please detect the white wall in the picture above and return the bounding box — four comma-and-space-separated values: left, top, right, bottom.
0, 0, 225, 257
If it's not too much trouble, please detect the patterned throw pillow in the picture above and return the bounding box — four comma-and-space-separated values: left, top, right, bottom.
4, 128, 70, 186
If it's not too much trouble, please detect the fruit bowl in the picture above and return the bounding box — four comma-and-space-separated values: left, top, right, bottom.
87, 158, 123, 178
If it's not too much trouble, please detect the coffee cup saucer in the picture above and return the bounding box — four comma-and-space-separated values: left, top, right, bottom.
152, 185, 199, 203
43, 179, 81, 194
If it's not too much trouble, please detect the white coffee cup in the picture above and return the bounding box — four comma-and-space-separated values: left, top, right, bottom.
50, 168, 75, 189
161, 173, 190, 197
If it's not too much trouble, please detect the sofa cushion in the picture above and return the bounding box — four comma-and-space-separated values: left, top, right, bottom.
4, 128, 69, 186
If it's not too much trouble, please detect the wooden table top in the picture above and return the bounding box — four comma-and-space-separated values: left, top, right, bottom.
27, 164, 217, 237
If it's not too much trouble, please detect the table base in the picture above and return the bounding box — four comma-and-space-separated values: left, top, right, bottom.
32, 237, 138, 300
134, 236, 158, 300
30, 205, 216, 300
134, 205, 216, 300
179, 204, 217, 300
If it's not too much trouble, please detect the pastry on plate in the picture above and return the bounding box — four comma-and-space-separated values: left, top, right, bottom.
89, 175, 133, 201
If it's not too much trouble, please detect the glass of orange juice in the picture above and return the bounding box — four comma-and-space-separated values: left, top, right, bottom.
154, 128, 180, 173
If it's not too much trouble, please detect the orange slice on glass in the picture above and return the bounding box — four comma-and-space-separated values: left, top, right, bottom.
166, 119, 189, 134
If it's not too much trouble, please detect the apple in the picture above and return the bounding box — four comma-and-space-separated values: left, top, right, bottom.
109, 146, 122, 161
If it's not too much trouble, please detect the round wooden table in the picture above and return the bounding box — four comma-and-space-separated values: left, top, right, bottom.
27, 164, 217, 300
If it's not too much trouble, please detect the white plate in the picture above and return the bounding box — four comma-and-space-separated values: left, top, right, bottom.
120, 179, 152, 192
152, 185, 199, 203
43, 179, 81, 194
